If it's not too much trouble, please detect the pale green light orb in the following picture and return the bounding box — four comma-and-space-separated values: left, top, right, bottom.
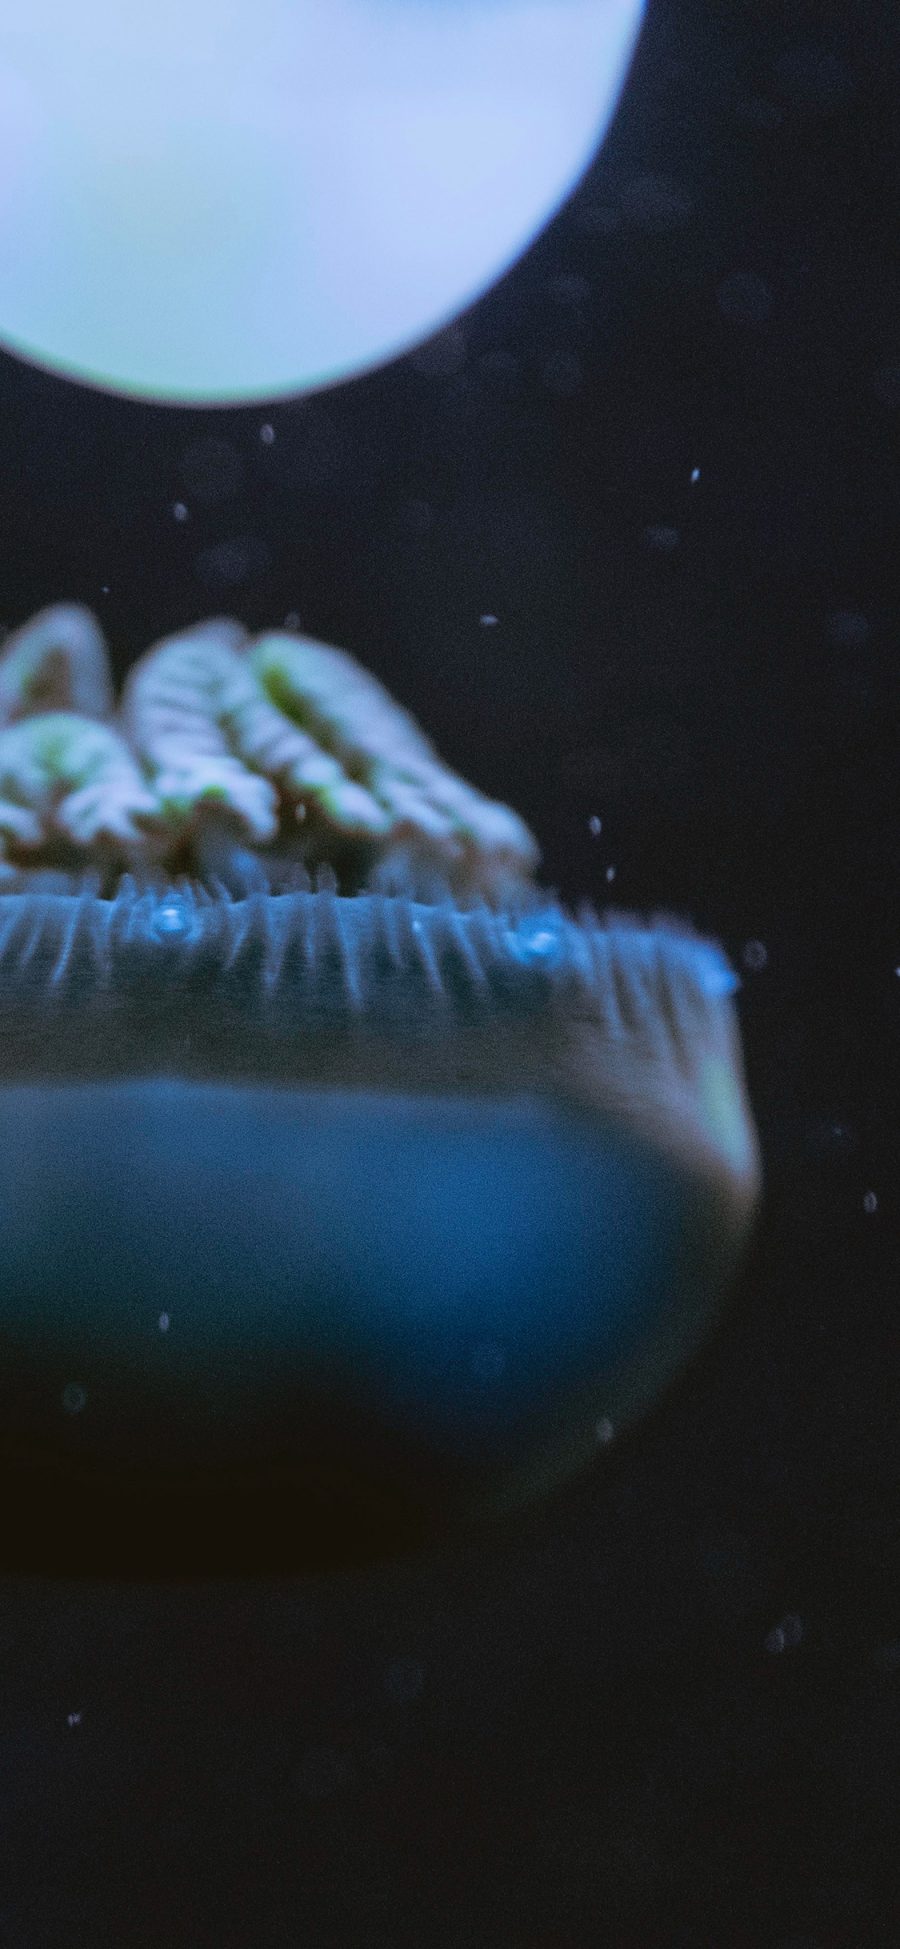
0, 0, 644, 406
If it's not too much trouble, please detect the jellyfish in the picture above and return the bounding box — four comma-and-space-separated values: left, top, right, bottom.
0, 604, 761, 1576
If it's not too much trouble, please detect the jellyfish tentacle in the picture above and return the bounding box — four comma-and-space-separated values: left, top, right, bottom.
552, 912, 761, 1213
0, 603, 116, 727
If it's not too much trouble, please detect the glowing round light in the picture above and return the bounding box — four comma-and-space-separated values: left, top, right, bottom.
0, 0, 644, 406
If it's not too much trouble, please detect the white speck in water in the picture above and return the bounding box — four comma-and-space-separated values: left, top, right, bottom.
645, 524, 680, 552
595, 1417, 616, 1446
172, 502, 189, 523
606, 866, 617, 882
62, 1384, 87, 1414
863, 1191, 878, 1214
588, 814, 603, 836
159, 1312, 170, 1333
259, 422, 276, 444
742, 939, 768, 971
690, 467, 701, 484
101, 585, 110, 595
67, 1711, 83, 1728
765, 1613, 804, 1654
479, 613, 499, 627
284, 612, 302, 630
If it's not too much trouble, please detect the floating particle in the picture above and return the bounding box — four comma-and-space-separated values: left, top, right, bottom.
645, 524, 680, 553
742, 940, 768, 972
765, 1613, 804, 1654
825, 610, 870, 650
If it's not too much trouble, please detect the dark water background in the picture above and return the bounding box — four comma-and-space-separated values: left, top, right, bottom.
0, 1, 898, 1942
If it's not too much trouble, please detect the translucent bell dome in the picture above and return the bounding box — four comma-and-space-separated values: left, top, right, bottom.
0, 0, 644, 405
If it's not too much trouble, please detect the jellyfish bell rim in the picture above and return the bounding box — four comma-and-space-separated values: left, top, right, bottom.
0, 879, 761, 1577
0, 0, 647, 405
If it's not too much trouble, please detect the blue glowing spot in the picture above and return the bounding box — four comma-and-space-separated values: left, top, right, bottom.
150, 900, 196, 942
501, 918, 565, 967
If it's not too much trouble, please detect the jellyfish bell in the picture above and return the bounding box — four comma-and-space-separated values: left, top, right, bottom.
0, 605, 761, 1576
0, 0, 645, 405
